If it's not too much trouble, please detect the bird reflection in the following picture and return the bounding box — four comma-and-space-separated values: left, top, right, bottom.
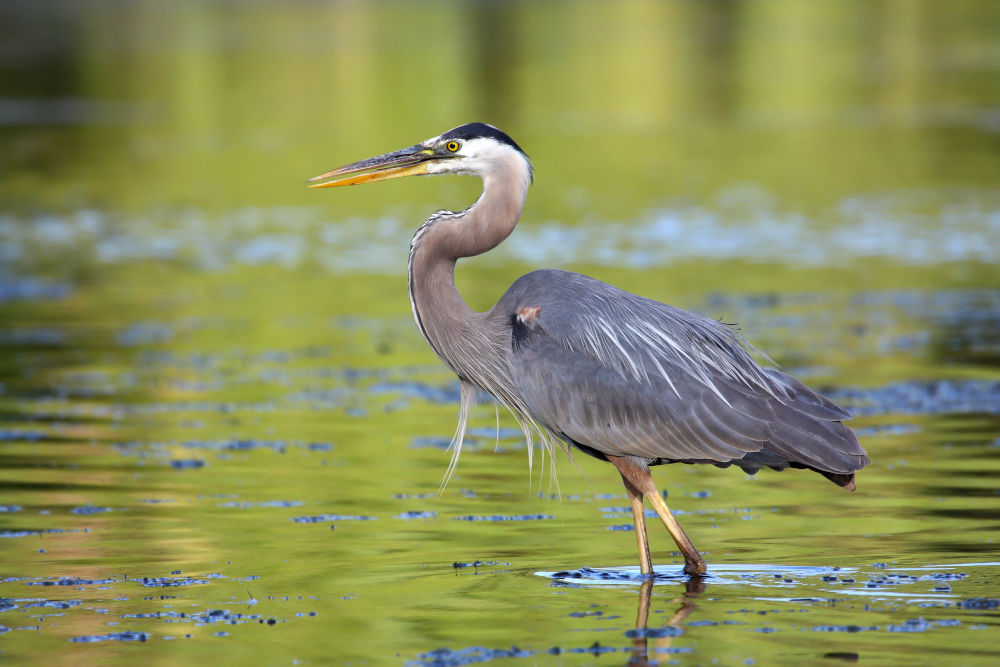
626, 577, 705, 666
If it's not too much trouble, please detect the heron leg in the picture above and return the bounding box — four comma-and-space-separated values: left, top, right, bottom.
646, 487, 707, 575
609, 455, 707, 576
621, 475, 653, 575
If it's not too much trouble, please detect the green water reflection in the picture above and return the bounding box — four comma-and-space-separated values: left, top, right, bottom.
1, 1, 999, 665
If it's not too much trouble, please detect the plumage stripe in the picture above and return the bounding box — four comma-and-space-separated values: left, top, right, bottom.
494, 269, 868, 482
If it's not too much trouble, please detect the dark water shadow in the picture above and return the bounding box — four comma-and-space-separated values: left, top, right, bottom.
625, 578, 703, 666
534, 568, 705, 665
409, 572, 702, 666
538, 563, 855, 588
527, 561, 996, 665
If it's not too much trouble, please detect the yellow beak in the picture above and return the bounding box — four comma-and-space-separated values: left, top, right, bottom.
308, 145, 437, 188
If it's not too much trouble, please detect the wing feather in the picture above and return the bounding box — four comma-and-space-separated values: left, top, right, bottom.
494, 269, 869, 478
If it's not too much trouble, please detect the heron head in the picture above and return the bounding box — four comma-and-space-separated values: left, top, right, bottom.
308, 122, 531, 188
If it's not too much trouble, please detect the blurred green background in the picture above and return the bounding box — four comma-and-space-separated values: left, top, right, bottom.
3, 0, 999, 276
1, 1, 999, 665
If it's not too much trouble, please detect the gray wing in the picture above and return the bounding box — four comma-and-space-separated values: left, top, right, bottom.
494, 270, 868, 481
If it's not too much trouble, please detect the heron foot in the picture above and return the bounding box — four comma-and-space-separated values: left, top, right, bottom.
683, 557, 707, 576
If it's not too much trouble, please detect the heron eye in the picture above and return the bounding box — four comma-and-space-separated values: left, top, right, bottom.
446, 141, 460, 153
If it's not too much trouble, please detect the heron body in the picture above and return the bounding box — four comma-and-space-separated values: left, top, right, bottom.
311, 123, 869, 576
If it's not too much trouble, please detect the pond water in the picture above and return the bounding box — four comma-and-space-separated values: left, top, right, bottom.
2, 1, 999, 665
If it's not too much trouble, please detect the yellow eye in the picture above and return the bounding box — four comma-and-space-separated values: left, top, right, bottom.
446, 141, 460, 152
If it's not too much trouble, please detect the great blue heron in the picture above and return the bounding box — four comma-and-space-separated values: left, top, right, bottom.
310, 122, 869, 576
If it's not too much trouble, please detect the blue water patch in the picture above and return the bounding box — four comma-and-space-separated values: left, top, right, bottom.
0, 274, 73, 304
410, 437, 453, 450
24, 599, 84, 610
3, 189, 1000, 277
26, 577, 115, 587
117, 322, 173, 346
70, 631, 149, 643
540, 564, 857, 586
960, 598, 999, 609
813, 624, 877, 633
218, 500, 303, 509
290, 514, 377, 523
169, 459, 205, 470
543, 567, 677, 584
187, 608, 274, 625
625, 626, 683, 638
0, 327, 67, 345
408, 645, 535, 666
407, 638, 662, 666
0, 430, 48, 442
887, 618, 932, 633
452, 514, 554, 522
830, 380, 1000, 416
1, 528, 86, 539
370, 381, 462, 405
139, 574, 224, 587
178, 439, 333, 453
70, 505, 112, 515
122, 611, 186, 619
853, 423, 922, 438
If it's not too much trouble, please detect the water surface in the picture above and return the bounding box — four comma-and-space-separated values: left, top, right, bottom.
1, 1, 999, 665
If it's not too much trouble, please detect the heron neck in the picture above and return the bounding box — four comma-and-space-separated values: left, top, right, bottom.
407, 161, 530, 374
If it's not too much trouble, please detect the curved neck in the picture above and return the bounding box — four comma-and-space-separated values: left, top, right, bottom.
407, 154, 531, 373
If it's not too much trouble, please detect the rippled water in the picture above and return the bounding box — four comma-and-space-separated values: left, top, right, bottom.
2, 1, 1000, 665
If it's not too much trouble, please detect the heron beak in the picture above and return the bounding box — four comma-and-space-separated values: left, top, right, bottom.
308, 144, 438, 188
